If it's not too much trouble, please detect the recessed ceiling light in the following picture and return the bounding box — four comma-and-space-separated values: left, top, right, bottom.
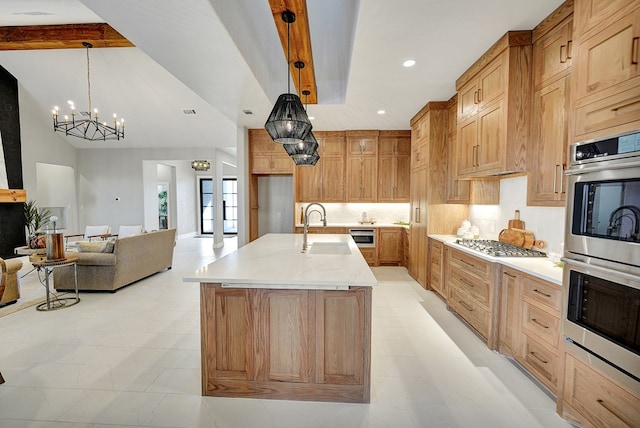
308, 116, 315, 120
377, 110, 386, 115
403, 59, 416, 68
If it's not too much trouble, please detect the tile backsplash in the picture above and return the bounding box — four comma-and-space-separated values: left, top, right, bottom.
469, 175, 566, 254
295, 203, 410, 225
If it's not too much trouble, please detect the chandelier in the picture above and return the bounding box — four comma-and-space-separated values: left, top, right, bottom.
264, 10, 312, 144
52, 42, 125, 141
191, 160, 211, 171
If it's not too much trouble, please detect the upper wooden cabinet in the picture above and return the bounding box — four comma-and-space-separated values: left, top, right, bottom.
249, 129, 293, 174
378, 131, 411, 202
572, 0, 640, 141
528, 1, 573, 206
346, 131, 379, 202
295, 131, 346, 202
455, 31, 532, 178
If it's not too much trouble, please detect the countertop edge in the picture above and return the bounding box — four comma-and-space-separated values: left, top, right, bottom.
429, 234, 563, 286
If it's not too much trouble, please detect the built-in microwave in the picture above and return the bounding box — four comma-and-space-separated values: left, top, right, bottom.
565, 131, 640, 273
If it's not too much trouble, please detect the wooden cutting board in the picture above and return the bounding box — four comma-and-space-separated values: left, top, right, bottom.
507, 210, 525, 229
498, 228, 535, 249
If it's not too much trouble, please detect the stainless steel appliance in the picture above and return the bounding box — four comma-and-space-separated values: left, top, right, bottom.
565, 131, 640, 273
563, 130, 640, 384
454, 239, 546, 257
349, 229, 375, 248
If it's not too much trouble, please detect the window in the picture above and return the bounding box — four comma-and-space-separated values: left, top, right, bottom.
199, 178, 238, 235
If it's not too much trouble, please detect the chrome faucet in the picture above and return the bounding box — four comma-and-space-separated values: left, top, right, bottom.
302, 203, 327, 252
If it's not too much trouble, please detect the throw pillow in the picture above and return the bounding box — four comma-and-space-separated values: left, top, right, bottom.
77, 239, 115, 253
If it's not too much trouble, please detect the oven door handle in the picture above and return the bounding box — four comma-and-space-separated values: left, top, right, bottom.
562, 257, 640, 283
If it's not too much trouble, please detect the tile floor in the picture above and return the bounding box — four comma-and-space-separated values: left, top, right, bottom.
0, 236, 574, 427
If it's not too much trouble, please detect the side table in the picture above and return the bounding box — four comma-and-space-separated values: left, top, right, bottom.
31, 255, 80, 311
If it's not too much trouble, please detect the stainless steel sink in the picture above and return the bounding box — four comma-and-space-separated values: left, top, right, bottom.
308, 242, 351, 255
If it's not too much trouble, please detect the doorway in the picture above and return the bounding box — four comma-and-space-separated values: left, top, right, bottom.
199, 178, 238, 235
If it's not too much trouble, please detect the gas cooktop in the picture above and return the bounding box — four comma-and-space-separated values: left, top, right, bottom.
455, 239, 547, 257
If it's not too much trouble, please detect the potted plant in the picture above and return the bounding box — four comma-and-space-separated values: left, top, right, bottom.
24, 200, 51, 249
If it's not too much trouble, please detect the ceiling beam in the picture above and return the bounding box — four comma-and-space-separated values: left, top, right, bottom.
268, 0, 318, 104
0, 23, 134, 51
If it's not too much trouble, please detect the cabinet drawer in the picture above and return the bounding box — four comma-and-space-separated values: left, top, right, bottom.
574, 85, 640, 141
448, 249, 493, 281
522, 276, 562, 312
522, 302, 560, 348
521, 335, 559, 390
564, 353, 640, 428
449, 269, 490, 307
449, 287, 489, 338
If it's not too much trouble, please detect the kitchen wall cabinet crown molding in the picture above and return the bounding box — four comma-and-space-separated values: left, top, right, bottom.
455, 31, 533, 179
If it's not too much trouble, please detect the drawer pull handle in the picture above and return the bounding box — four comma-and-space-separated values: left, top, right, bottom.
560, 44, 566, 63
461, 259, 476, 268
459, 300, 474, 311
529, 351, 548, 364
597, 399, 632, 427
533, 288, 551, 298
532, 318, 549, 329
566, 40, 572, 60
459, 277, 475, 288
632, 37, 639, 65
474, 90, 479, 104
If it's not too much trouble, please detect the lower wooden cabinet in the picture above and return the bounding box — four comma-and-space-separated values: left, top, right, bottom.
377, 228, 403, 265
428, 238, 445, 298
402, 229, 409, 268
498, 265, 562, 394
446, 247, 499, 349
359, 247, 377, 266
200, 284, 372, 403
561, 351, 640, 428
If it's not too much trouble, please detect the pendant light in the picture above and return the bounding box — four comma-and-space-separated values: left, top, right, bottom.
283, 62, 319, 166
264, 10, 312, 144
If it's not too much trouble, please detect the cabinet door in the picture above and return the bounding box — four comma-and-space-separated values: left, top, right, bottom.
574, 12, 640, 101
296, 159, 322, 202
575, 0, 638, 36
476, 100, 504, 174
394, 155, 411, 201
428, 239, 445, 297
378, 228, 402, 265
315, 289, 369, 386
528, 77, 568, 205
377, 156, 395, 202
457, 118, 478, 176
201, 286, 257, 382
322, 157, 346, 202
271, 156, 293, 174
446, 99, 470, 203
347, 137, 377, 156
318, 134, 346, 157
261, 290, 313, 383
347, 157, 377, 202
499, 268, 522, 357
534, 18, 573, 88
477, 55, 506, 108
458, 80, 479, 122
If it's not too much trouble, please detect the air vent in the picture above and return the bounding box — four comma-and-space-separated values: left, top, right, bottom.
79, 111, 90, 117
242, 109, 253, 115
183, 109, 197, 115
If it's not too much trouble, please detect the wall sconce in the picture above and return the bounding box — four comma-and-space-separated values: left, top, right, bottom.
191, 160, 210, 171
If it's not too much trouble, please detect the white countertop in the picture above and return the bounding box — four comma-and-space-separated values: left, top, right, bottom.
429, 234, 563, 285
296, 222, 409, 229
184, 233, 378, 290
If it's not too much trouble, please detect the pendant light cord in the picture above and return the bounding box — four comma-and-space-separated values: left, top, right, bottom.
287, 19, 291, 94
86, 44, 93, 113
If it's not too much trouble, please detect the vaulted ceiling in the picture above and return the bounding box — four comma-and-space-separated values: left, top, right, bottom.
0, 0, 564, 154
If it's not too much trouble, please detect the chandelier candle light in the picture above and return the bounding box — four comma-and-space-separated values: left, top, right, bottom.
264, 10, 312, 144
191, 160, 211, 171
52, 42, 125, 141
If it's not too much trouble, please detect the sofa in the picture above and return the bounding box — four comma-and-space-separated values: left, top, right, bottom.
0, 257, 24, 306
53, 228, 176, 292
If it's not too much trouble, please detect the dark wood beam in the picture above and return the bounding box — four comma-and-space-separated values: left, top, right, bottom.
0, 23, 134, 51
268, 0, 318, 104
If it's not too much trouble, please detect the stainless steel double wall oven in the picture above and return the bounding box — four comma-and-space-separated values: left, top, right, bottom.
563, 131, 640, 383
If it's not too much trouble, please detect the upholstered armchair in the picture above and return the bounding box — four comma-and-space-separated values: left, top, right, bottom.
115, 225, 144, 238
0, 257, 23, 306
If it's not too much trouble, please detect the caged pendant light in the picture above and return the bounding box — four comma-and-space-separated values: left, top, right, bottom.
283, 62, 319, 166
264, 10, 312, 144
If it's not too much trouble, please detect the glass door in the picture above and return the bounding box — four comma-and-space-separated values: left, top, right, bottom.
222, 178, 238, 234
199, 179, 214, 234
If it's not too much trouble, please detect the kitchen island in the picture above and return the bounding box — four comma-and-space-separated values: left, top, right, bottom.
184, 233, 377, 403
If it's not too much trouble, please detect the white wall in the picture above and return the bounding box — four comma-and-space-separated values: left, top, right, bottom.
469, 175, 566, 254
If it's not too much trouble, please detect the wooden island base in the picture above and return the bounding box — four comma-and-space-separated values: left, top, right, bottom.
200, 283, 372, 403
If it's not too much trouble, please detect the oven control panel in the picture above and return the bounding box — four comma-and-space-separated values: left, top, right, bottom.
572, 131, 640, 164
